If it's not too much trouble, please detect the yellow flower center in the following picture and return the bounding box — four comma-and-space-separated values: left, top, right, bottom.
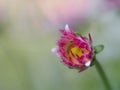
68, 46, 82, 64
69, 46, 83, 58
68, 46, 89, 65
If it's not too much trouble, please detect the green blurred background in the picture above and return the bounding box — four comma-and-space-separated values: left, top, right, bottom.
0, 0, 120, 90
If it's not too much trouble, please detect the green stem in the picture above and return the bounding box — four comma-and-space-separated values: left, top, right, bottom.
95, 60, 112, 90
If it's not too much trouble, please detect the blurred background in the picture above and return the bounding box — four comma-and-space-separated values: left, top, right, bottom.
0, 0, 120, 90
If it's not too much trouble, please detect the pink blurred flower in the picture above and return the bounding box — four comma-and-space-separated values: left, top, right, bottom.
0, 0, 7, 23
40, 0, 96, 25
104, 0, 120, 9
52, 25, 94, 72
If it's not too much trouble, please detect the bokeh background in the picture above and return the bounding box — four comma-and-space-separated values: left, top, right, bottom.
0, 0, 120, 90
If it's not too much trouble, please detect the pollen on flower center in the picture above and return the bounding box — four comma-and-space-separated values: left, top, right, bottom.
68, 46, 83, 58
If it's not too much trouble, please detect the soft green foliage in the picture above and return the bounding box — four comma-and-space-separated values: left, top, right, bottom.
94, 45, 104, 54
75, 32, 81, 36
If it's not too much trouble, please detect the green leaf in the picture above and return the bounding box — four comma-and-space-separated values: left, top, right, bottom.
94, 45, 104, 54
75, 32, 81, 36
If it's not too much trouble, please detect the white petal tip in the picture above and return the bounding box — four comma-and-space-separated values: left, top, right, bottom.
51, 48, 60, 57
65, 24, 70, 31
51, 48, 57, 53
85, 61, 91, 67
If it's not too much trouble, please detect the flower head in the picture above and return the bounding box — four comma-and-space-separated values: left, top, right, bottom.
52, 25, 94, 72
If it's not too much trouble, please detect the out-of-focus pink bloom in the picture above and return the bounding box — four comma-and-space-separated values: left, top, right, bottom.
40, 0, 96, 25
0, 0, 7, 23
104, 0, 120, 9
52, 25, 94, 72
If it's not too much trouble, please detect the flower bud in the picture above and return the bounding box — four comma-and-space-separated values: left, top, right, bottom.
52, 25, 94, 72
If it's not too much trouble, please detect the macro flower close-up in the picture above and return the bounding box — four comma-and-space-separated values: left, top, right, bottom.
52, 25, 94, 72
1, 0, 120, 90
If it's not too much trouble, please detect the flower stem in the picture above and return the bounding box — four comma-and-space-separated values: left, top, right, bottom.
95, 60, 112, 90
